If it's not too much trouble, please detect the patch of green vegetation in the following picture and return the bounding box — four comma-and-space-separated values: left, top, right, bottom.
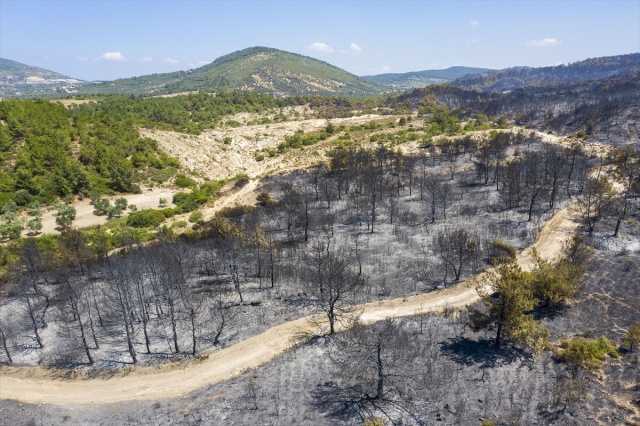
174, 174, 197, 188
558, 336, 619, 370
172, 190, 209, 214
216, 204, 255, 218
126, 209, 167, 228
0, 99, 181, 205
188, 210, 203, 223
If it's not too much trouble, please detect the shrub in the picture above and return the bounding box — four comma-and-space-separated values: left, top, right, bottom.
172, 190, 208, 213
256, 192, 274, 206
362, 417, 386, 426
175, 174, 197, 188
55, 205, 76, 229
623, 323, 640, 352
188, 210, 203, 223
216, 205, 255, 218
93, 198, 111, 216
558, 336, 619, 370
0, 223, 23, 240
159, 208, 176, 218
13, 189, 32, 206
491, 240, 517, 264
225, 120, 243, 128
126, 209, 166, 228
234, 173, 250, 188
171, 220, 188, 229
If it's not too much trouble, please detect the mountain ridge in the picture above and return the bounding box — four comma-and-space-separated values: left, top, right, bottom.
452, 52, 640, 91
361, 66, 492, 89
1, 49, 639, 98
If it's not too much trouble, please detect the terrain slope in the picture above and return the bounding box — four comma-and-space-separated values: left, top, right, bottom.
79, 47, 384, 97
0, 205, 579, 404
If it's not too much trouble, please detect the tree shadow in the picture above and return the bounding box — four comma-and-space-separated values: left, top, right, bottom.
311, 381, 395, 423
440, 336, 526, 368
531, 303, 567, 321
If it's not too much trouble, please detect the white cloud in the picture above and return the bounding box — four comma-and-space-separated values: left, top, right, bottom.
140, 56, 153, 62
162, 57, 179, 64
350, 43, 362, 53
380, 66, 392, 73
308, 42, 334, 53
465, 38, 479, 44
75, 56, 88, 62
469, 19, 479, 27
98, 51, 125, 61
526, 38, 561, 47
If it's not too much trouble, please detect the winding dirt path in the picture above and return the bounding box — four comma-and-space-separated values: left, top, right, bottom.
0, 205, 579, 405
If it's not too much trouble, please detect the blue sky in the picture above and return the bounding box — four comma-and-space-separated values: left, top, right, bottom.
1, 0, 638, 81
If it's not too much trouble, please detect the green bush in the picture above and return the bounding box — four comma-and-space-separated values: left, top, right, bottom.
491, 240, 517, 264
93, 198, 111, 216
171, 220, 188, 229
13, 189, 32, 206
159, 208, 176, 218
172, 190, 208, 213
216, 205, 255, 218
558, 336, 619, 370
188, 210, 203, 223
175, 174, 197, 188
623, 323, 640, 351
126, 209, 167, 228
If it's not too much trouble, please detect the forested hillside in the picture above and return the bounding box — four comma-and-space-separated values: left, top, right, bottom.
79, 47, 385, 97
0, 99, 179, 206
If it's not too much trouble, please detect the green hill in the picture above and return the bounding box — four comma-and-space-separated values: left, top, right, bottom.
362, 66, 492, 89
0, 58, 83, 98
79, 47, 385, 97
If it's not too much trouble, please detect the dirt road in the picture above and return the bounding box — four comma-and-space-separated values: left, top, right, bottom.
0, 204, 579, 405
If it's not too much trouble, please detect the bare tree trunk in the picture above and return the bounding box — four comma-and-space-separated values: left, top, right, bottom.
25, 295, 43, 348
0, 325, 12, 363
190, 308, 197, 356
168, 296, 179, 354
375, 338, 384, 399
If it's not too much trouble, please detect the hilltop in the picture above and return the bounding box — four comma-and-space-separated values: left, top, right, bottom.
79, 47, 385, 97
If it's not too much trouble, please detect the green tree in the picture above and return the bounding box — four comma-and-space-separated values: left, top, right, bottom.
530, 249, 585, 307
469, 262, 548, 352
562, 232, 593, 266
55, 205, 76, 230
623, 323, 640, 352
26, 217, 43, 234
93, 198, 111, 216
